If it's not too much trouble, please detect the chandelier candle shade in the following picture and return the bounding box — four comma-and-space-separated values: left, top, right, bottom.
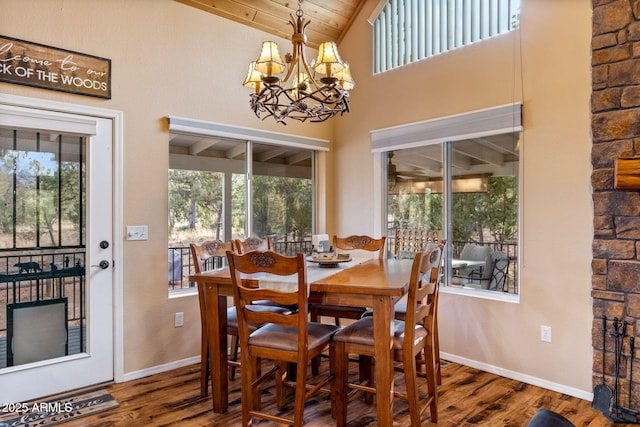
243, 0, 354, 124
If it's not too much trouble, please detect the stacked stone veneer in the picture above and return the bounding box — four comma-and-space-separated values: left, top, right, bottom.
592, 0, 640, 410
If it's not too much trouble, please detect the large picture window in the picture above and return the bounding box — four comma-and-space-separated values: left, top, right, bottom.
375, 104, 521, 297
166, 118, 325, 294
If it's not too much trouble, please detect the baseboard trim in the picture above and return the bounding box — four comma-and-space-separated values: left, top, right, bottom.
441, 352, 594, 401
120, 356, 200, 383
120, 352, 594, 402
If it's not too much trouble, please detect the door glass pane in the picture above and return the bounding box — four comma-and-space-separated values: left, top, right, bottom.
0, 128, 87, 368
251, 143, 313, 255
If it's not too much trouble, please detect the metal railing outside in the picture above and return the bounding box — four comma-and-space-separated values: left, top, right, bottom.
168, 240, 313, 291
387, 230, 518, 294
0, 249, 86, 368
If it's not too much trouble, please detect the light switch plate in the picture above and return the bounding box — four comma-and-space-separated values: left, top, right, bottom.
126, 225, 148, 241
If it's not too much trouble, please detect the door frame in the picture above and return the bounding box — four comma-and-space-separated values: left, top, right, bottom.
0, 93, 124, 383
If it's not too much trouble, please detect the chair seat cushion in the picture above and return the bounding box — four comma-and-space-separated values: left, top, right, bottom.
249, 322, 339, 352
227, 305, 291, 335
361, 301, 425, 322
333, 316, 427, 349
253, 300, 299, 313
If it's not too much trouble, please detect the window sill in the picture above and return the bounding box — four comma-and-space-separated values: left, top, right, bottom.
440, 284, 519, 303
168, 287, 197, 299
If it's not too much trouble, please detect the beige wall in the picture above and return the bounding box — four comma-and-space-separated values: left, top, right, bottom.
0, 0, 331, 374
2, 0, 595, 395
334, 0, 594, 395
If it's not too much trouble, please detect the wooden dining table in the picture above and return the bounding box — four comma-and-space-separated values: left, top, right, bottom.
189, 257, 413, 427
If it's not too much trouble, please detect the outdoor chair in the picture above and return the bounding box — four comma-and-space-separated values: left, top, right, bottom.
331, 244, 443, 426
190, 240, 289, 396
479, 251, 509, 291
227, 250, 339, 427
456, 243, 492, 280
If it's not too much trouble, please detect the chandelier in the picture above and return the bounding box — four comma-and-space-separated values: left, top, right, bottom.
243, 0, 354, 125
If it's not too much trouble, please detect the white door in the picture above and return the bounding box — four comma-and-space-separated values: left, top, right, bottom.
0, 104, 113, 402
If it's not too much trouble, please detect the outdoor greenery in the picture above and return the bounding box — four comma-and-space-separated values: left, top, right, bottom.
452, 176, 518, 245
388, 176, 518, 246
168, 169, 312, 245
0, 147, 84, 249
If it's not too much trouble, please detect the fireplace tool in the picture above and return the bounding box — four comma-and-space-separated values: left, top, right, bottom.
593, 315, 612, 412
604, 320, 638, 424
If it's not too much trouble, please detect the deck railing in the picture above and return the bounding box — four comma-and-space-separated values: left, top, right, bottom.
386, 228, 518, 294
0, 249, 86, 368
168, 239, 314, 291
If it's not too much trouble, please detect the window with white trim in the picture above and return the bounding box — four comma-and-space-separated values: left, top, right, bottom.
374, 104, 521, 297
373, 0, 521, 73
166, 118, 325, 295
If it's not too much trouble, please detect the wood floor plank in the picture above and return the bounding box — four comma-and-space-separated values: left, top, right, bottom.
49, 361, 615, 426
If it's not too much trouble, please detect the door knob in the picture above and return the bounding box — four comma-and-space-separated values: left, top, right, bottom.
92, 260, 110, 269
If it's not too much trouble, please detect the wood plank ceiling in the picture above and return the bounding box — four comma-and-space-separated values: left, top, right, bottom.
174, 0, 366, 48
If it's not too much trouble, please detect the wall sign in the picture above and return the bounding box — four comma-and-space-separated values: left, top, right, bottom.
0, 35, 111, 99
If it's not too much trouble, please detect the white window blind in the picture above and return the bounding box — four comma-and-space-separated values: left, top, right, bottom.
373, 0, 520, 73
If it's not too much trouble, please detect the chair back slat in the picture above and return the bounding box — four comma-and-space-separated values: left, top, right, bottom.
235, 236, 273, 254
333, 235, 386, 258
227, 250, 308, 345
190, 240, 235, 274
404, 241, 445, 343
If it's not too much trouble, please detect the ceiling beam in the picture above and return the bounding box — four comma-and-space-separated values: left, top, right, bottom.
258, 146, 288, 162
225, 144, 246, 159
189, 137, 221, 156
286, 151, 311, 165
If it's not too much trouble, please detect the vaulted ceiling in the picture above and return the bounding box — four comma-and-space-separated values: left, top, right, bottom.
172, 0, 520, 186
174, 0, 367, 49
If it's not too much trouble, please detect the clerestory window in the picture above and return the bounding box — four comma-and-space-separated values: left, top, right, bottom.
373, 0, 521, 73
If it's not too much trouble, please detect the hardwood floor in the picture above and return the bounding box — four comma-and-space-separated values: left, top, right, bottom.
59, 361, 615, 427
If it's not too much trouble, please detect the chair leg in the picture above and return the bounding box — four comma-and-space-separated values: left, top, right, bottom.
254, 357, 262, 411
275, 361, 287, 408
230, 335, 239, 380
424, 344, 439, 422
200, 345, 209, 397
358, 355, 374, 404
240, 354, 256, 427
329, 341, 337, 419
311, 310, 321, 375
333, 341, 349, 427
293, 359, 309, 427
404, 353, 421, 427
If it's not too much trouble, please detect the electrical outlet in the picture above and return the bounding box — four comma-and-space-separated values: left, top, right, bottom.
126, 225, 148, 241
175, 312, 184, 327
541, 325, 552, 343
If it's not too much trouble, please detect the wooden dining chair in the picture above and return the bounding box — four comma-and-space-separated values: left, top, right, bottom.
227, 250, 339, 427
309, 235, 386, 326
190, 240, 289, 397
235, 236, 298, 313
330, 243, 444, 427
361, 240, 446, 384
